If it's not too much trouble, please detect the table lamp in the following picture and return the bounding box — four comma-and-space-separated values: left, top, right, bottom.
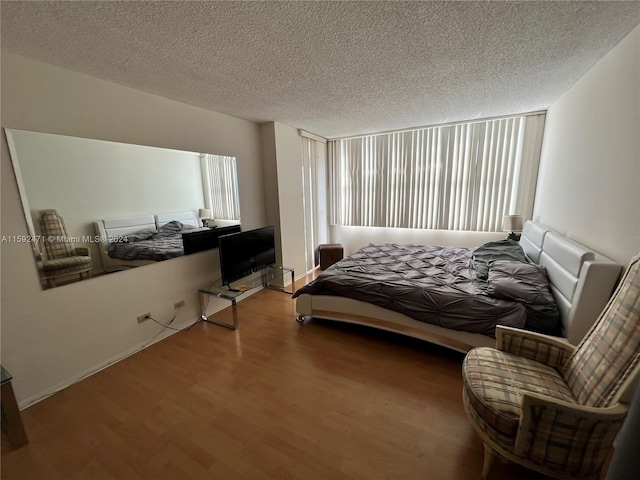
503, 214, 524, 241
198, 208, 212, 227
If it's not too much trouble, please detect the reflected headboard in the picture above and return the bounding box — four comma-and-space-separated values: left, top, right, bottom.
155, 211, 199, 228
520, 221, 622, 344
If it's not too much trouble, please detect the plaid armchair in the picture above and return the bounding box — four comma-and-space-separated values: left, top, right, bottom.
462, 253, 640, 479
37, 209, 92, 288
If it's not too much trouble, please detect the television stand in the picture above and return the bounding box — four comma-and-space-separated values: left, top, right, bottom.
198, 265, 294, 330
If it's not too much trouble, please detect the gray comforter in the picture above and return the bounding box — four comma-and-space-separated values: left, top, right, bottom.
294, 243, 552, 337
108, 221, 206, 261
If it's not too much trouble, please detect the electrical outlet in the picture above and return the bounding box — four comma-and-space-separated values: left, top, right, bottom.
174, 300, 185, 310
137, 313, 151, 324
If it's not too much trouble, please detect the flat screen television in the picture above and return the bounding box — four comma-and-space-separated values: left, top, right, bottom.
218, 226, 276, 286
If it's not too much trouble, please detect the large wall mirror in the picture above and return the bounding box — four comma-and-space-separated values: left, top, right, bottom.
5, 128, 241, 290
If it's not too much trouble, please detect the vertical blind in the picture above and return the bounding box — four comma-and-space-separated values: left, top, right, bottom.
301, 137, 319, 271
301, 135, 328, 272
329, 113, 545, 231
200, 154, 241, 220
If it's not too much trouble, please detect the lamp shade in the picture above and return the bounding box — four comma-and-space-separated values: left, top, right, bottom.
502, 215, 524, 233
198, 208, 212, 219
503, 214, 524, 233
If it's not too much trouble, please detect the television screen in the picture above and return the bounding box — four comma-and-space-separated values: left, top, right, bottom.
218, 226, 276, 285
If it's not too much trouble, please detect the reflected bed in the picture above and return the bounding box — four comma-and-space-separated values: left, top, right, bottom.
95, 211, 203, 272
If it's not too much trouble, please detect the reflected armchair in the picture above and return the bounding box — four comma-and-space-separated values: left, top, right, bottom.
462, 253, 640, 479
36, 209, 92, 288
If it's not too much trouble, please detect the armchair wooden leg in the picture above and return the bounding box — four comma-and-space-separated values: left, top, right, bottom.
482, 443, 496, 479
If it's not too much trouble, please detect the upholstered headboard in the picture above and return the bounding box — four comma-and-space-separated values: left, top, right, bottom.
97, 214, 157, 239
155, 211, 199, 229
96, 210, 199, 241
520, 221, 622, 344
520, 221, 547, 263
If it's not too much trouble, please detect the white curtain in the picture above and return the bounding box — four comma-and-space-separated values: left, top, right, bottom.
301, 134, 328, 272
200, 154, 241, 220
329, 113, 545, 232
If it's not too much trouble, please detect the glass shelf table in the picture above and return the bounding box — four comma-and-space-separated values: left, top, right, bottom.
199, 265, 294, 330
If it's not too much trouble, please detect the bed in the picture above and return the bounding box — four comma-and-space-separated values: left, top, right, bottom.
95, 211, 205, 272
294, 221, 622, 352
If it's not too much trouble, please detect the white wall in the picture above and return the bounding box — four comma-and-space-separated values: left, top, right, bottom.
534, 26, 640, 267
273, 122, 307, 278
1, 53, 266, 407
259, 122, 282, 263
260, 122, 308, 282
331, 226, 504, 256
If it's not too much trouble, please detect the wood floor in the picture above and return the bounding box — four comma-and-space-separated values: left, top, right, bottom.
1, 288, 583, 479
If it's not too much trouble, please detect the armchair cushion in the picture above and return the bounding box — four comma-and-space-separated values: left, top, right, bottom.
73, 247, 90, 256
462, 347, 575, 447
39, 255, 92, 273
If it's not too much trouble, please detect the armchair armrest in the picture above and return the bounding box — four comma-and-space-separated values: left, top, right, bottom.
515, 392, 628, 476
31, 238, 44, 261
73, 247, 90, 257
496, 326, 575, 371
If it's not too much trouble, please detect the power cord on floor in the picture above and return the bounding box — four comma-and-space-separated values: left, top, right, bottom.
199, 276, 223, 319
146, 313, 200, 331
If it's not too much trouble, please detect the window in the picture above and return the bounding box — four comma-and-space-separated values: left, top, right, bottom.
301, 133, 328, 272
200, 154, 241, 221
328, 113, 545, 231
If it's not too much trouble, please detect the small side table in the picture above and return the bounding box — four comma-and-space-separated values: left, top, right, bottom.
1, 365, 28, 449
200, 265, 295, 330
318, 243, 344, 270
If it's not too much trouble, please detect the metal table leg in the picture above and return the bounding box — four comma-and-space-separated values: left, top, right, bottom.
200, 291, 238, 330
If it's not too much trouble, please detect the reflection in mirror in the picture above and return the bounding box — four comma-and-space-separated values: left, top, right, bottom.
5, 129, 241, 290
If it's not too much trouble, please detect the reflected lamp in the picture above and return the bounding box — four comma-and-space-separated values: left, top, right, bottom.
198, 208, 212, 227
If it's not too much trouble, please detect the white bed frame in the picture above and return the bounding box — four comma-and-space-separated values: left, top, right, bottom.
295, 221, 622, 352
95, 210, 200, 272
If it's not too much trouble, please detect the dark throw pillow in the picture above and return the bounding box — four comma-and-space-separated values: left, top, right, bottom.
487, 260, 561, 336
472, 239, 529, 280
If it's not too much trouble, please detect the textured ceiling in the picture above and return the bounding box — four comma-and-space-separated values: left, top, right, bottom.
1, 1, 639, 139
